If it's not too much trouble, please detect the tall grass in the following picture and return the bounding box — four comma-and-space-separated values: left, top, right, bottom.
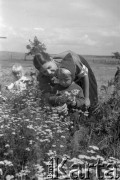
0, 61, 120, 179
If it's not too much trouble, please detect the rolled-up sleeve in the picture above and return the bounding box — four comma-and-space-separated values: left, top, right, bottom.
66, 51, 88, 79
77, 64, 88, 78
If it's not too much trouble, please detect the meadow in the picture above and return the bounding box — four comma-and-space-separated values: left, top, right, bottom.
0, 52, 120, 179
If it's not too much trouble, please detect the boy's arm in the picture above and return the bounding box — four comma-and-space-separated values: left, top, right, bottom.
83, 74, 90, 107
75, 59, 90, 107
74, 89, 85, 108
48, 95, 59, 106
46, 84, 59, 105
48, 94, 67, 106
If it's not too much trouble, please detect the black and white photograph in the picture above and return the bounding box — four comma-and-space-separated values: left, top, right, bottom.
0, 0, 120, 179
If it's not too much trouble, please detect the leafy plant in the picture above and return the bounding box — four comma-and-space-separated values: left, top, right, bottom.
25, 36, 46, 60
28, 37, 46, 54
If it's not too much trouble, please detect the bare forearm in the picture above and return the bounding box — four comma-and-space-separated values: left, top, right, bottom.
84, 75, 89, 99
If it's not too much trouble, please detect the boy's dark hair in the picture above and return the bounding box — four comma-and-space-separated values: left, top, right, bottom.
33, 52, 51, 70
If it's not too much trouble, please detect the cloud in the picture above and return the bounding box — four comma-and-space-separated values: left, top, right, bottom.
80, 34, 97, 46
0, 16, 18, 38
34, 27, 44, 31
0, 17, 6, 28
1, 0, 120, 55
0, 17, 6, 35
69, 1, 90, 10
20, 27, 29, 31
4, 26, 17, 37
44, 28, 97, 48
97, 28, 120, 37
105, 42, 113, 47
69, 0, 107, 19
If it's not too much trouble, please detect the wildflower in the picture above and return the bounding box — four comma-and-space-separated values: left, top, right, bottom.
69, 158, 84, 164
27, 125, 34, 129
96, 155, 104, 161
60, 145, 64, 148
61, 135, 65, 138
0, 161, 4, 165
87, 150, 96, 154
46, 150, 55, 156
29, 140, 33, 144
45, 129, 52, 132
5, 144, 10, 148
52, 145, 56, 147
0, 168, 3, 175
12, 132, 16, 135
6, 175, 14, 180
78, 155, 91, 160
25, 147, 30, 151
4, 160, 13, 166
89, 145, 99, 150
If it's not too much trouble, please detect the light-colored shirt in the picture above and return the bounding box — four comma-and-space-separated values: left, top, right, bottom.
7, 76, 29, 92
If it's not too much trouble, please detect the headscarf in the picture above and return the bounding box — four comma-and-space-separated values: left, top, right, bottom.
60, 53, 76, 80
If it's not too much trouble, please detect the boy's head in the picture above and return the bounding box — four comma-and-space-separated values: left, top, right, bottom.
12, 64, 24, 80
56, 53, 76, 88
57, 68, 72, 87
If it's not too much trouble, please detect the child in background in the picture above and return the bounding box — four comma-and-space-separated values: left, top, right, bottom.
6, 64, 30, 92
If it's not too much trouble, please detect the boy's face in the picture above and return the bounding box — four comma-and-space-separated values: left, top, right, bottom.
58, 73, 72, 87
13, 71, 22, 80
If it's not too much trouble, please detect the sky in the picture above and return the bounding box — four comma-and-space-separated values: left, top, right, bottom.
0, 0, 120, 55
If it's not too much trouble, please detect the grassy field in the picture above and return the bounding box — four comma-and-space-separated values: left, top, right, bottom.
0, 53, 119, 92
0, 52, 120, 179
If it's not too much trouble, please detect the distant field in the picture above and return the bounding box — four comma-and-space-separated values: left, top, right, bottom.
0, 52, 119, 93
89, 62, 117, 90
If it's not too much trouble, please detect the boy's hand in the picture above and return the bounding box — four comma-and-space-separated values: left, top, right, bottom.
67, 96, 76, 106
85, 98, 90, 108
52, 103, 68, 115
